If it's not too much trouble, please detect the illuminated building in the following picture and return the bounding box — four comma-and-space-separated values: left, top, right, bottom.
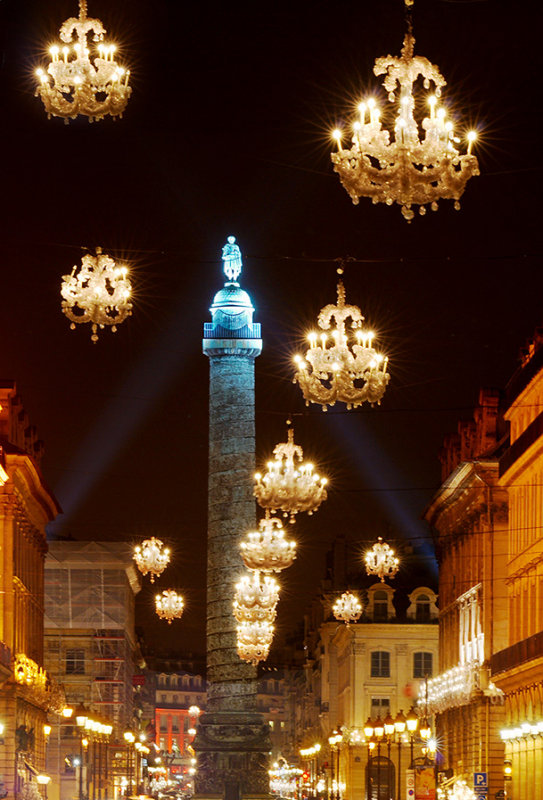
424, 389, 508, 797
300, 537, 438, 800
43, 541, 142, 800
0, 382, 61, 800
493, 331, 543, 800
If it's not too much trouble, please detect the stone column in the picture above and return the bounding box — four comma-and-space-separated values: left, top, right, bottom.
194, 237, 270, 800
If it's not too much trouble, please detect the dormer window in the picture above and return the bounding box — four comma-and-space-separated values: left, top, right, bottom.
416, 595, 431, 622
407, 587, 438, 622
374, 590, 389, 621
367, 583, 395, 621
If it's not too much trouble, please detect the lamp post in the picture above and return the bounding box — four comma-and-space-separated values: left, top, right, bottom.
394, 710, 407, 800
363, 718, 374, 800
406, 708, 419, 768
36, 775, 51, 800
373, 718, 384, 800
383, 715, 395, 799
124, 732, 135, 796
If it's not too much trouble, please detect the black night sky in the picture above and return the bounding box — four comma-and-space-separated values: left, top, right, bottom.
0, 0, 540, 660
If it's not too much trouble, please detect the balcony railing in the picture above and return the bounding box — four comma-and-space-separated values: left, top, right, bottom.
491, 631, 543, 675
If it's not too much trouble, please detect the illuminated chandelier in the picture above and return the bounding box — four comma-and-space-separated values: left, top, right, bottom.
61, 248, 133, 342
254, 425, 328, 521
133, 537, 170, 583
331, 0, 479, 221
236, 620, 275, 666
240, 515, 297, 573
155, 590, 185, 625
294, 272, 389, 410
233, 572, 280, 624
35, 0, 131, 122
364, 537, 400, 582
333, 591, 363, 625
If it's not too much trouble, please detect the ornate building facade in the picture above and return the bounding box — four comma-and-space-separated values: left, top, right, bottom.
492, 334, 543, 800
0, 382, 61, 800
297, 537, 439, 800
424, 389, 508, 798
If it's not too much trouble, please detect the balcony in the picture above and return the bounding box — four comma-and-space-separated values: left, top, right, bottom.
491, 631, 543, 675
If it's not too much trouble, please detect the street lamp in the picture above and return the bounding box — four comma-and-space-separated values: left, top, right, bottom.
363, 719, 374, 800
124, 731, 136, 796
373, 718, 384, 799
327, 734, 341, 800
36, 775, 51, 800
383, 714, 395, 798
406, 708, 419, 768
394, 710, 407, 800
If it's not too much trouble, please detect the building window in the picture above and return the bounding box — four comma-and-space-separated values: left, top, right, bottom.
161, 694, 166, 703
373, 591, 389, 621
416, 595, 431, 622
173, 694, 178, 703
65, 649, 85, 674
371, 651, 390, 677
370, 697, 390, 719
413, 652, 433, 678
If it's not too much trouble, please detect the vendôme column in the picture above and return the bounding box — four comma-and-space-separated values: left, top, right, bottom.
194, 237, 270, 800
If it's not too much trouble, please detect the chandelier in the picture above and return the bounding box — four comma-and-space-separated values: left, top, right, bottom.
35, 0, 131, 122
240, 515, 297, 573
236, 620, 275, 666
294, 275, 389, 410
233, 572, 280, 624
364, 537, 400, 582
61, 248, 133, 342
155, 590, 185, 624
133, 537, 170, 583
333, 591, 363, 625
254, 425, 328, 521
331, 1, 479, 221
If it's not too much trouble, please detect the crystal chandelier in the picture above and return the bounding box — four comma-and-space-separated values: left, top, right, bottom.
331, 1, 479, 221
61, 248, 133, 342
333, 591, 363, 625
294, 274, 389, 410
35, 0, 131, 122
254, 425, 328, 521
233, 572, 280, 624
240, 515, 297, 573
133, 537, 170, 583
155, 590, 185, 625
364, 537, 400, 582
236, 620, 274, 666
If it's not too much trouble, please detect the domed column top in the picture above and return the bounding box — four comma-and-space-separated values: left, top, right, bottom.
203, 236, 262, 355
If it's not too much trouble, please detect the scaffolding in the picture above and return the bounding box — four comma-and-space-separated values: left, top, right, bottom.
43, 541, 141, 731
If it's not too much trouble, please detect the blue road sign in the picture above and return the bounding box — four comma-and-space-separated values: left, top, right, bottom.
474, 773, 488, 788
